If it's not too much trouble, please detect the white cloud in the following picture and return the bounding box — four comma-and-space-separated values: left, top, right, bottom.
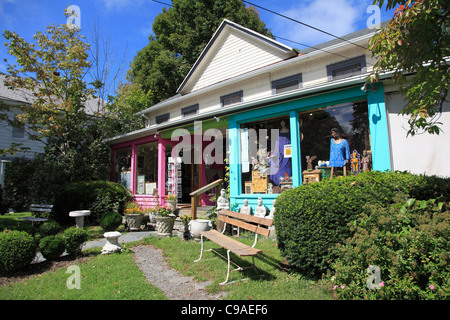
271, 0, 367, 47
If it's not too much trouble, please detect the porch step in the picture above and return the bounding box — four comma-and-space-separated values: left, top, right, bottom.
176, 205, 215, 218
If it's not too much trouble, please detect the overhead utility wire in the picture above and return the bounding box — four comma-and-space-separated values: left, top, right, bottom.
243, 1, 368, 50
272, 35, 351, 59
149, 0, 361, 60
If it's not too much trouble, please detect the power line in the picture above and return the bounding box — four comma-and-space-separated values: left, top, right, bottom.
273, 35, 352, 59
244, 1, 368, 50
149, 0, 366, 60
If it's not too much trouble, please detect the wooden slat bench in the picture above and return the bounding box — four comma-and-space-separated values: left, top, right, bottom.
194, 209, 274, 285
30, 204, 53, 218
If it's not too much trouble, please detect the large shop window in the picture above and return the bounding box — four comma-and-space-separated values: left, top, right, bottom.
136, 142, 159, 195
114, 147, 132, 191
240, 115, 292, 194
299, 100, 372, 180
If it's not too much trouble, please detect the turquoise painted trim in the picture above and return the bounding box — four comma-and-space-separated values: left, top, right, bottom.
367, 82, 391, 172
228, 84, 392, 209
289, 110, 301, 188
228, 120, 240, 199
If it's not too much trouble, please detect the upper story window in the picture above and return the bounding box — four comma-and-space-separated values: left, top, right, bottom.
221, 91, 243, 107
155, 113, 170, 124
327, 56, 366, 81
272, 74, 302, 94
11, 113, 25, 139
181, 104, 199, 117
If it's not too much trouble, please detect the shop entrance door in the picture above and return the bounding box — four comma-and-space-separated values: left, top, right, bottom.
180, 150, 202, 204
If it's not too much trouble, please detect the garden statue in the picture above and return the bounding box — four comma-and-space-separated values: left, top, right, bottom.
240, 199, 251, 215
267, 199, 276, 219
254, 197, 267, 218
217, 188, 229, 211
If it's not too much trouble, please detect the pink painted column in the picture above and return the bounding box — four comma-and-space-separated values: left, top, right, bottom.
130, 144, 137, 195
158, 135, 166, 206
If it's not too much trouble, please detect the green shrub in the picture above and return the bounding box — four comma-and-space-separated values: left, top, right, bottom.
39, 235, 66, 261
327, 193, 450, 300
275, 171, 450, 277
0, 230, 37, 274
100, 212, 123, 232
38, 220, 61, 237
63, 227, 89, 256
53, 181, 131, 225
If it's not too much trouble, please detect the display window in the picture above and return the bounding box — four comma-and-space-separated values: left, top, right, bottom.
240, 115, 292, 194
299, 100, 372, 182
135, 142, 159, 195
114, 147, 132, 191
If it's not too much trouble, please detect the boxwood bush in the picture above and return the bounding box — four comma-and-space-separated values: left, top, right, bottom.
63, 227, 89, 256
328, 193, 450, 300
53, 181, 131, 225
274, 171, 450, 277
0, 230, 37, 274
39, 235, 66, 261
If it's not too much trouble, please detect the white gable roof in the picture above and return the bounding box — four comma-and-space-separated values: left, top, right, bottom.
177, 19, 298, 94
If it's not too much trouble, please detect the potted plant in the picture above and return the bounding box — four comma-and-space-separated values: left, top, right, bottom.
123, 202, 144, 231
178, 214, 192, 239
154, 205, 175, 236
165, 193, 177, 211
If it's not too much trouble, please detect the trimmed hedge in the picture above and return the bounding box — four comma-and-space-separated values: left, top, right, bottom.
63, 227, 89, 256
53, 181, 131, 225
274, 171, 450, 277
39, 235, 66, 261
0, 230, 37, 274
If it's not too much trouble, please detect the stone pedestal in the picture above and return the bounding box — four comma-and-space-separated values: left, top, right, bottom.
69, 210, 91, 228
102, 231, 122, 254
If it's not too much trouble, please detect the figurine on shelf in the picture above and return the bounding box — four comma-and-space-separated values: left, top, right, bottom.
329, 128, 350, 178
361, 150, 371, 172
306, 155, 317, 171
351, 150, 361, 174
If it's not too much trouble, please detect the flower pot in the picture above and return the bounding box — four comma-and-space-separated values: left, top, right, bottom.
155, 216, 176, 236
166, 200, 177, 211
189, 219, 213, 241
125, 214, 144, 231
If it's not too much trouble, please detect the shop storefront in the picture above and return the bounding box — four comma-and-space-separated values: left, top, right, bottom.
228, 84, 391, 208
109, 118, 228, 208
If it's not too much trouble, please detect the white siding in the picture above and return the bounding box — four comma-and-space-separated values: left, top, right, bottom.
189, 29, 288, 93
385, 91, 450, 177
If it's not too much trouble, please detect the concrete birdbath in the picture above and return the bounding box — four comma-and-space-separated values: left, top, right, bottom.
69, 210, 91, 228
101, 231, 122, 254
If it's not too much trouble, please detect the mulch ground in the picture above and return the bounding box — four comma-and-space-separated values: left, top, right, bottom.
0, 254, 90, 287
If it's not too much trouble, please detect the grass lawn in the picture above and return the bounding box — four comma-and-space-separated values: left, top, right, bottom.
142, 235, 331, 300
0, 213, 332, 300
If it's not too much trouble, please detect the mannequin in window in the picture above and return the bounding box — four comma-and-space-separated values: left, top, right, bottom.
329, 128, 350, 178
270, 120, 292, 185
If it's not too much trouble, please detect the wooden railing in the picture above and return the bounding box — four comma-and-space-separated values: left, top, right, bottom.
189, 179, 223, 220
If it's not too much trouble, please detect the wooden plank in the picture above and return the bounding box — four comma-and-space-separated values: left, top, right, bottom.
219, 210, 274, 227
218, 215, 271, 237
200, 230, 261, 256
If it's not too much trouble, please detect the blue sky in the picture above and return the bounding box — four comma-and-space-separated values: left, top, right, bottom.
0, 0, 396, 95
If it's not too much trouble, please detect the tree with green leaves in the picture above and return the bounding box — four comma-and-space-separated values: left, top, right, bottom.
369, 0, 450, 136
129, 0, 273, 105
